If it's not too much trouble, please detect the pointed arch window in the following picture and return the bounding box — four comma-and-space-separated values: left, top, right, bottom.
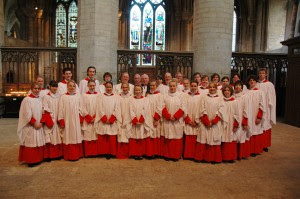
232, 9, 237, 52
129, 0, 166, 65
55, 0, 78, 47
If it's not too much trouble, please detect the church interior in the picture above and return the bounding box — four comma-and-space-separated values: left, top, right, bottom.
0, 0, 299, 198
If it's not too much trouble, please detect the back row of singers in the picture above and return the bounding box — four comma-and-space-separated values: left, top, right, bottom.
18, 68, 276, 166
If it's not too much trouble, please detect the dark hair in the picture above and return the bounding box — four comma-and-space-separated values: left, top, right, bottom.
103, 72, 112, 81
63, 68, 72, 74
221, 76, 230, 82
104, 81, 113, 88
156, 75, 163, 80
247, 75, 258, 83
87, 66, 96, 74
222, 85, 233, 96
211, 73, 220, 81
134, 84, 143, 92
234, 80, 244, 89
190, 80, 198, 86
49, 80, 58, 87
232, 73, 241, 80
31, 82, 41, 89
88, 79, 96, 84
259, 68, 268, 73
193, 72, 201, 78
201, 75, 209, 81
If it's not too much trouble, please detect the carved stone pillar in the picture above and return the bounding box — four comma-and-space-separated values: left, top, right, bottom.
193, 0, 234, 77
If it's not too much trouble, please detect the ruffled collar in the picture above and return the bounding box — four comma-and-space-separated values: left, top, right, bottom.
104, 92, 114, 96
188, 91, 200, 96
86, 91, 98, 94
148, 90, 159, 95
134, 95, 144, 99
29, 93, 39, 98
47, 92, 59, 98
85, 77, 96, 81
61, 79, 67, 84
259, 79, 268, 83
120, 92, 131, 98
66, 92, 76, 95
207, 93, 218, 98
168, 91, 180, 97
223, 96, 235, 101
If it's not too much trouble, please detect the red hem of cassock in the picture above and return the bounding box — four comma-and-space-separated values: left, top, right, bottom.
129, 138, 145, 157
163, 138, 183, 160
262, 129, 272, 148
145, 137, 159, 157
184, 135, 197, 159
237, 141, 251, 159
117, 143, 129, 159
63, 143, 83, 161
194, 143, 206, 161
152, 138, 161, 156
83, 140, 98, 157
19, 145, 45, 164
204, 145, 222, 163
46, 143, 63, 159
160, 136, 166, 157
97, 135, 117, 156
250, 135, 263, 154
221, 141, 237, 161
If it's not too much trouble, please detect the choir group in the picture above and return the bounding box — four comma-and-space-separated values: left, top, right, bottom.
17, 66, 276, 166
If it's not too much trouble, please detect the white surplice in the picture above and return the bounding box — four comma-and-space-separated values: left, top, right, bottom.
17, 96, 45, 147
118, 93, 133, 143
79, 78, 100, 94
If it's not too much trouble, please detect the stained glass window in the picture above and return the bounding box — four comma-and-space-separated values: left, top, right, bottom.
130, 0, 165, 66
56, 4, 66, 47
55, 0, 78, 47
68, 1, 78, 47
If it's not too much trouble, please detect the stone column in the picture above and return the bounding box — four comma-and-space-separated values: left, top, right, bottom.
193, 0, 234, 78
0, 0, 4, 93
77, 0, 119, 82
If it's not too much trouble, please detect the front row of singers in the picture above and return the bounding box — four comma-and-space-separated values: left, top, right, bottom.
18, 74, 275, 166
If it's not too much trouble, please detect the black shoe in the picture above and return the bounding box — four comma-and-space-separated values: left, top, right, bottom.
228, 160, 235, 164
170, 158, 178, 162
105, 155, 111, 160
134, 156, 143, 160
164, 157, 170, 161
28, 162, 41, 167
251, 153, 257, 157
263, 148, 269, 152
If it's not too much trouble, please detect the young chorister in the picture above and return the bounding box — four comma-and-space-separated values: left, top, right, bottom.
128, 85, 153, 160
41, 81, 63, 159
234, 80, 251, 159
257, 68, 276, 152
58, 80, 83, 161
18, 82, 46, 166
195, 82, 227, 163
146, 80, 163, 157
57, 68, 80, 95
221, 85, 239, 162
182, 78, 190, 93
79, 66, 100, 94
211, 73, 222, 90
117, 82, 132, 159
95, 81, 121, 159
99, 72, 113, 93
245, 75, 265, 156
183, 81, 201, 159
80, 80, 99, 157
161, 79, 186, 161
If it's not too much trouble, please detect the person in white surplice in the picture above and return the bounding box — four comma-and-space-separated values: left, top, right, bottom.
79, 66, 100, 94
161, 79, 186, 161
117, 82, 132, 159
57, 68, 80, 96
245, 75, 266, 157
257, 68, 276, 152
146, 80, 163, 157
95, 81, 121, 159
128, 85, 153, 160
58, 80, 83, 161
18, 82, 46, 166
234, 80, 251, 159
221, 85, 240, 162
183, 80, 202, 159
80, 80, 99, 157
195, 82, 228, 163
41, 80, 63, 159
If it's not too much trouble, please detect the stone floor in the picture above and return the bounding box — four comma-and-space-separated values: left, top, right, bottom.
0, 118, 299, 198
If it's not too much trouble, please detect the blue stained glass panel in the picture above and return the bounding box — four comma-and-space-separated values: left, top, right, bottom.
142, 3, 153, 65
56, 4, 66, 47
68, 1, 78, 47
155, 5, 165, 50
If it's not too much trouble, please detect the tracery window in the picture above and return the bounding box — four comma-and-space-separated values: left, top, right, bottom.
130, 0, 166, 65
56, 0, 78, 47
